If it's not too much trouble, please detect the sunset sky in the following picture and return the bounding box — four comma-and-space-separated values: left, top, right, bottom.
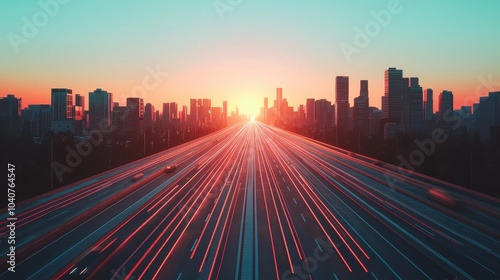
1, 0, 499, 115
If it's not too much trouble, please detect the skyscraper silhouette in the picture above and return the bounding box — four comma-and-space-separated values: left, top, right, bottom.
89, 88, 113, 130
424, 89, 434, 121
335, 76, 349, 146
439, 90, 453, 121
384, 68, 403, 121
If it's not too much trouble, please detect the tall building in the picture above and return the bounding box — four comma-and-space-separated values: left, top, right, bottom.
144, 103, 154, 128
75, 94, 85, 111
51, 88, 73, 121
475, 91, 500, 140
200, 99, 211, 124
276, 88, 283, 118
181, 105, 188, 122
360, 80, 369, 99
50, 88, 75, 133
306, 98, 315, 126
75, 94, 86, 129
315, 99, 333, 131
439, 90, 454, 121
125, 97, 144, 135
223, 100, 228, 125
354, 80, 369, 135
111, 106, 127, 134
335, 76, 350, 145
401, 77, 423, 134
384, 68, 403, 121
189, 99, 198, 124
23, 104, 51, 138
162, 102, 178, 127
211, 107, 222, 125
424, 89, 434, 121
88, 88, 112, 130
0, 94, 22, 137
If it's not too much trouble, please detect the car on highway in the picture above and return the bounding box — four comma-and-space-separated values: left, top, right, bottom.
428, 188, 464, 208
131, 173, 144, 181
164, 164, 177, 173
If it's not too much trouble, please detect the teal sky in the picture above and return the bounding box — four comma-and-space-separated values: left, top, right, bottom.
1, 0, 499, 114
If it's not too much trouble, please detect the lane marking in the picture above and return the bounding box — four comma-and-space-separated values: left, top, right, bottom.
293, 198, 297, 205
176, 272, 182, 280
301, 213, 306, 223
414, 223, 435, 237
314, 238, 323, 252
48, 210, 68, 221
190, 239, 198, 253
466, 255, 497, 275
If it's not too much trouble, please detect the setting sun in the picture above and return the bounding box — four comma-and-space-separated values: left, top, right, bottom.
233, 94, 261, 116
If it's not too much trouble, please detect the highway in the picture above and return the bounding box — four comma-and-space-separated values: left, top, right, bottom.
1, 121, 499, 279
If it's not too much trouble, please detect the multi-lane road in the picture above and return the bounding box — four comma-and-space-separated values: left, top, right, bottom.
2, 121, 499, 279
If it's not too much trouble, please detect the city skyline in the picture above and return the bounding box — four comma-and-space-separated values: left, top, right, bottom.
2, 2, 500, 278
2, 1, 500, 115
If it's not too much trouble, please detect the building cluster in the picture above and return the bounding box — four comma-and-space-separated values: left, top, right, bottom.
258, 67, 500, 144
0, 88, 235, 144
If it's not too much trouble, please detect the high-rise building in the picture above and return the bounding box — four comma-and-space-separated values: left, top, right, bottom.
211, 107, 222, 124
424, 89, 434, 121
24, 104, 51, 138
89, 88, 112, 130
475, 91, 500, 140
51, 88, 73, 121
401, 78, 423, 134
298, 105, 305, 121
223, 101, 228, 125
189, 99, 198, 124
360, 80, 369, 99
200, 99, 211, 124
315, 99, 333, 131
335, 76, 350, 145
354, 80, 369, 135
181, 105, 188, 122
306, 98, 315, 126
439, 90, 454, 121
75, 94, 86, 129
384, 68, 403, 121
125, 97, 144, 134
0, 94, 22, 137
144, 103, 154, 128
75, 94, 85, 111
50, 88, 75, 133
276, 88, 283, 118
112, 106, 127, 134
